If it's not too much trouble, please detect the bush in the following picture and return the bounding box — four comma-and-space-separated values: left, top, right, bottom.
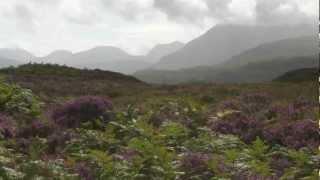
220, 93, 271, 115
0, 114, 15, 139
51, 96, 113, 129
0, 82, 41, 118
210, 112, 263, 143
47, 131, 72, 154
263, 119, 319, 150
17, 120, 54, 138
179, 152, 213, 179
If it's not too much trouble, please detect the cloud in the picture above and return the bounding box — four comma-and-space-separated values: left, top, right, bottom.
255, 0, 317, 24
153, 0, 208, 23
14, 4, 36, 33
0, 0, 316, 57
100, 0, 155, 21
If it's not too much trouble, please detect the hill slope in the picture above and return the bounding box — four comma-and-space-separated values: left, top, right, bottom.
135, 36, 318, 84
0, 57, 21, 68
274, 68, 318, 82
135, 56, 318, 84
222, 36, 318, 68
0, 48, 35, 62
155, 24, 315, 70
147, 41, 184, 63
0, 64, 147, 99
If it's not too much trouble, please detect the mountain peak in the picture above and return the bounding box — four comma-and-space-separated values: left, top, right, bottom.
147, 41, 184, 63
0, 48, 35, 62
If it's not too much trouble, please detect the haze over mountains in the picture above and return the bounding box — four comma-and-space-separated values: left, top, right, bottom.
0, 42, 185, 74
153, 24, 316, 70
135, 35, 318, 84
0, 23, 317, 83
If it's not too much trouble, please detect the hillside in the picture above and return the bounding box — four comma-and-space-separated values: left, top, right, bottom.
135, 36, 318, 84
135, 56, 318, 84
0, 57, 21, 68
0, 64, 147, 100
0, 48, 35, 62
222, 36, 318, 68
147, 41, 184, 63
155, 24, 315, 70
274, 68, 318, 82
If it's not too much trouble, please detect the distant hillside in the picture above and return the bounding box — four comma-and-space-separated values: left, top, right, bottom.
147, 41, 184, 63
135, 56, 318, 84
37, 50, 73, 63
274, 68, 318, 82
155, 24, 315, 70
0, 48, 35, 62
0, 57, 21, 68
0, 64, 147, 98
222, 36, 318, 68
135, 35, 318, 84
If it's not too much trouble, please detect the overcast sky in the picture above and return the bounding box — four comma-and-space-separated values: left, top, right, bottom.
0, 0, 317, 56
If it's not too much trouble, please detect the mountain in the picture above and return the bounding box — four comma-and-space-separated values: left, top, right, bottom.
273, 68, 318, 82
65, 47, 153, 74
0, 48, 35, 62
36, 50, 73, 64
0, 56, 21, 68
134, 36, 318, 84
135, 56, 318, 84
30, 42, 184, 74
221, 36, 318, 68
31, 46, 151, 74
155, 24, 316, 70
146, 41, 184, 63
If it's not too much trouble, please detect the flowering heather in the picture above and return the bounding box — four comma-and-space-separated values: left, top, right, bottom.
263, 119, 319, 150
17, 120, 53, 138
47, 131, 72, 154
0, 114, 15, 138
266, 97, 316, 121
269, 153, 292, 177
180, 152, 211, 176
75, 163, 94, 180
220, 93, 271, 115
51, 96, 113, 128
211, 112, 263, 143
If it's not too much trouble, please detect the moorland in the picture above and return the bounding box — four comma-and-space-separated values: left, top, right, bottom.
0, 63, 318, 179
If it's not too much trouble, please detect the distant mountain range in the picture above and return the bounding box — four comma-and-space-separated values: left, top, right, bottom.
0, 57, 21, 68
0, 42, 185, 74
0, 48, 35, 62
154, 24, 316, 70
0, 23, 316, 83
134, 36, 318, 84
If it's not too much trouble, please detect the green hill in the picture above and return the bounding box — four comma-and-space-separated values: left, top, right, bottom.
273, 68, 318, 82
0, 63, 147, 99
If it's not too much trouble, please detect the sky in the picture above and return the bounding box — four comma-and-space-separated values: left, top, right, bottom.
0, 0, 317, 56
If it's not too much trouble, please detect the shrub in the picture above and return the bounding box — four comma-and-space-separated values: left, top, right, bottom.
0, 114, 15, 139
17, 120, 54, 138
220, 93, 271, 115
180, 152, 213, 179
47, 131, 72, 154
0, 82, 41, 118
263, 119, 319, 150
75, 163, 94, 180
210, 112, 263, 143
51, 96, 113, 129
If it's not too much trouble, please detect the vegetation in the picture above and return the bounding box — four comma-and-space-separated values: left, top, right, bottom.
134, 56, 317, 84
274, 68, 318, 82
0, 64, 318, 179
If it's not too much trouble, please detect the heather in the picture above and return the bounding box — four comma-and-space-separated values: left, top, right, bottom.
0, 65, 318, 179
